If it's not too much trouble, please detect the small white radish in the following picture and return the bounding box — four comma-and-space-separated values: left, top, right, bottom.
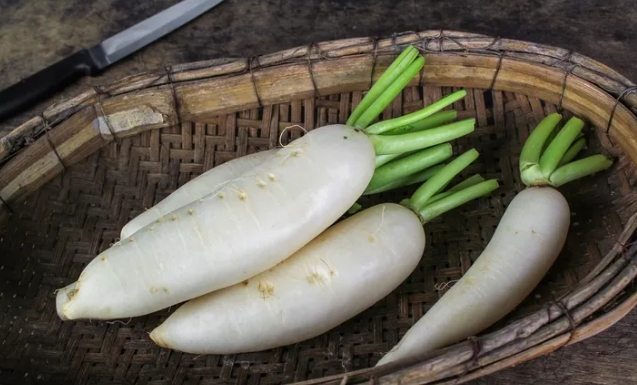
149, 203, 426, 354
120, 149, 275, 239
148, 150, 499, 354
377, 187, 569, 365
376, 114, 614, 366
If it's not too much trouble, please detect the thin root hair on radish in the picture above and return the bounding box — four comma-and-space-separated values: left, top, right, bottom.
278, 124, 310, 148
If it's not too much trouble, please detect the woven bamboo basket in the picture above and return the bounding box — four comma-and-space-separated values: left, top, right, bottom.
1, 30, 637, 385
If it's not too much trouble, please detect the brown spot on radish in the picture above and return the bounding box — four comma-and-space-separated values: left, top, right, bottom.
329, 269, 336, 277
171, 214, 178, 221
188, 209, 194, 215
66, 286, 79, 301
129, 237, 135, 243
257, 280, 275, 299
531, 230, 538, 235
218, 193, 224, 199
100, 256, 106, 261
368, 234, 377, 243
343, 136, 348, 139
162, 288, 169, 293
238, 190, 247, 200
149, 287, 158, 294
242, 280, 250, 286
306, 272, 324, 284
292, 150, 300, 156
268, 173, 276, 182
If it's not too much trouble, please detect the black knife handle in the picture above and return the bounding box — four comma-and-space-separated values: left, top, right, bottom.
0, 49, 104, 122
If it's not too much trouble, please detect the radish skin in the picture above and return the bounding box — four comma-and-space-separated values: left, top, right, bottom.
149, 203, 426, 354
376, 187, 569, 365
120, 149, 275, 239
56, 125, 375, 320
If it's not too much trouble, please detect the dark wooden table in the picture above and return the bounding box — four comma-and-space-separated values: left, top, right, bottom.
1, 1, 636, 384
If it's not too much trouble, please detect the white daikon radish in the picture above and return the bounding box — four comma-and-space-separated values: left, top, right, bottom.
120, 149, 275, 239
55, 47, 476, 322
376, 114, 614, 366
149, 150, 500, 354
149, 203, 425, 354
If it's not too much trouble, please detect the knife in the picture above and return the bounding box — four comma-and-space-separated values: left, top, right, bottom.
0, 0, 226, 122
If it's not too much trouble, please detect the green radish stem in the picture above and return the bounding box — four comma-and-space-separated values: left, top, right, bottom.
539, 117, 584, 176
557, 137, 586, 167
520, 114, 613, 187
346, 46, 420, 127
369, 118, 475, 155
383, 110, 458, 135
365, 144, 453, 193
424, 174, 486, 205
341, 46, 470, 165
399, 149, 498, 222
364, 164, 445, 195
365, 90, 467, 135
418, 180, 499, 222
373, 110, 458, 166
519, 113, 562, 172
354, 56, 426, 129
409, 148, 480, 208
549, 155, 614, 187
375, 153, 407, 168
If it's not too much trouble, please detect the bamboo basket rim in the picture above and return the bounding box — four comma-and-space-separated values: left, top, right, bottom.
2, 30, 637, 385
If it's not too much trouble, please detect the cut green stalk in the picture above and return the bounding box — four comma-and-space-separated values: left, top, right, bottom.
557, 137, 586, 167
346, 46, 420, 127
549, 155, 614, 187
375, 153, 408, 168
520, 114, 613, 187
384, 110, 458, 135
365, 90, 467, 135
426, 174, 486, 205
519, 113, 562, 171
355, 57, 426, 129
363, 164, 445, 195
539, 117, 584, 176
365, 144, 453, 193
418, 180, 499, 222
369, 118, 475, 155
409, 149, 480, 209
542, 121, 586, 155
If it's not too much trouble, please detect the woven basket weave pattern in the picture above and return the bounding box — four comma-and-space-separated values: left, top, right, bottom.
0, 86, 631, 384
2, 31, 637, 385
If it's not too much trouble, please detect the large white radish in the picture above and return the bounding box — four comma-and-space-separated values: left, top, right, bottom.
120, 149, 275, 239
149, 203, 426, 354
148, 150, 500, 354
376, 114, 614, 366
56, 124, 375, 320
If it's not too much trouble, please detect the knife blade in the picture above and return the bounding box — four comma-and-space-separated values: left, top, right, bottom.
0, 0, 226, 122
